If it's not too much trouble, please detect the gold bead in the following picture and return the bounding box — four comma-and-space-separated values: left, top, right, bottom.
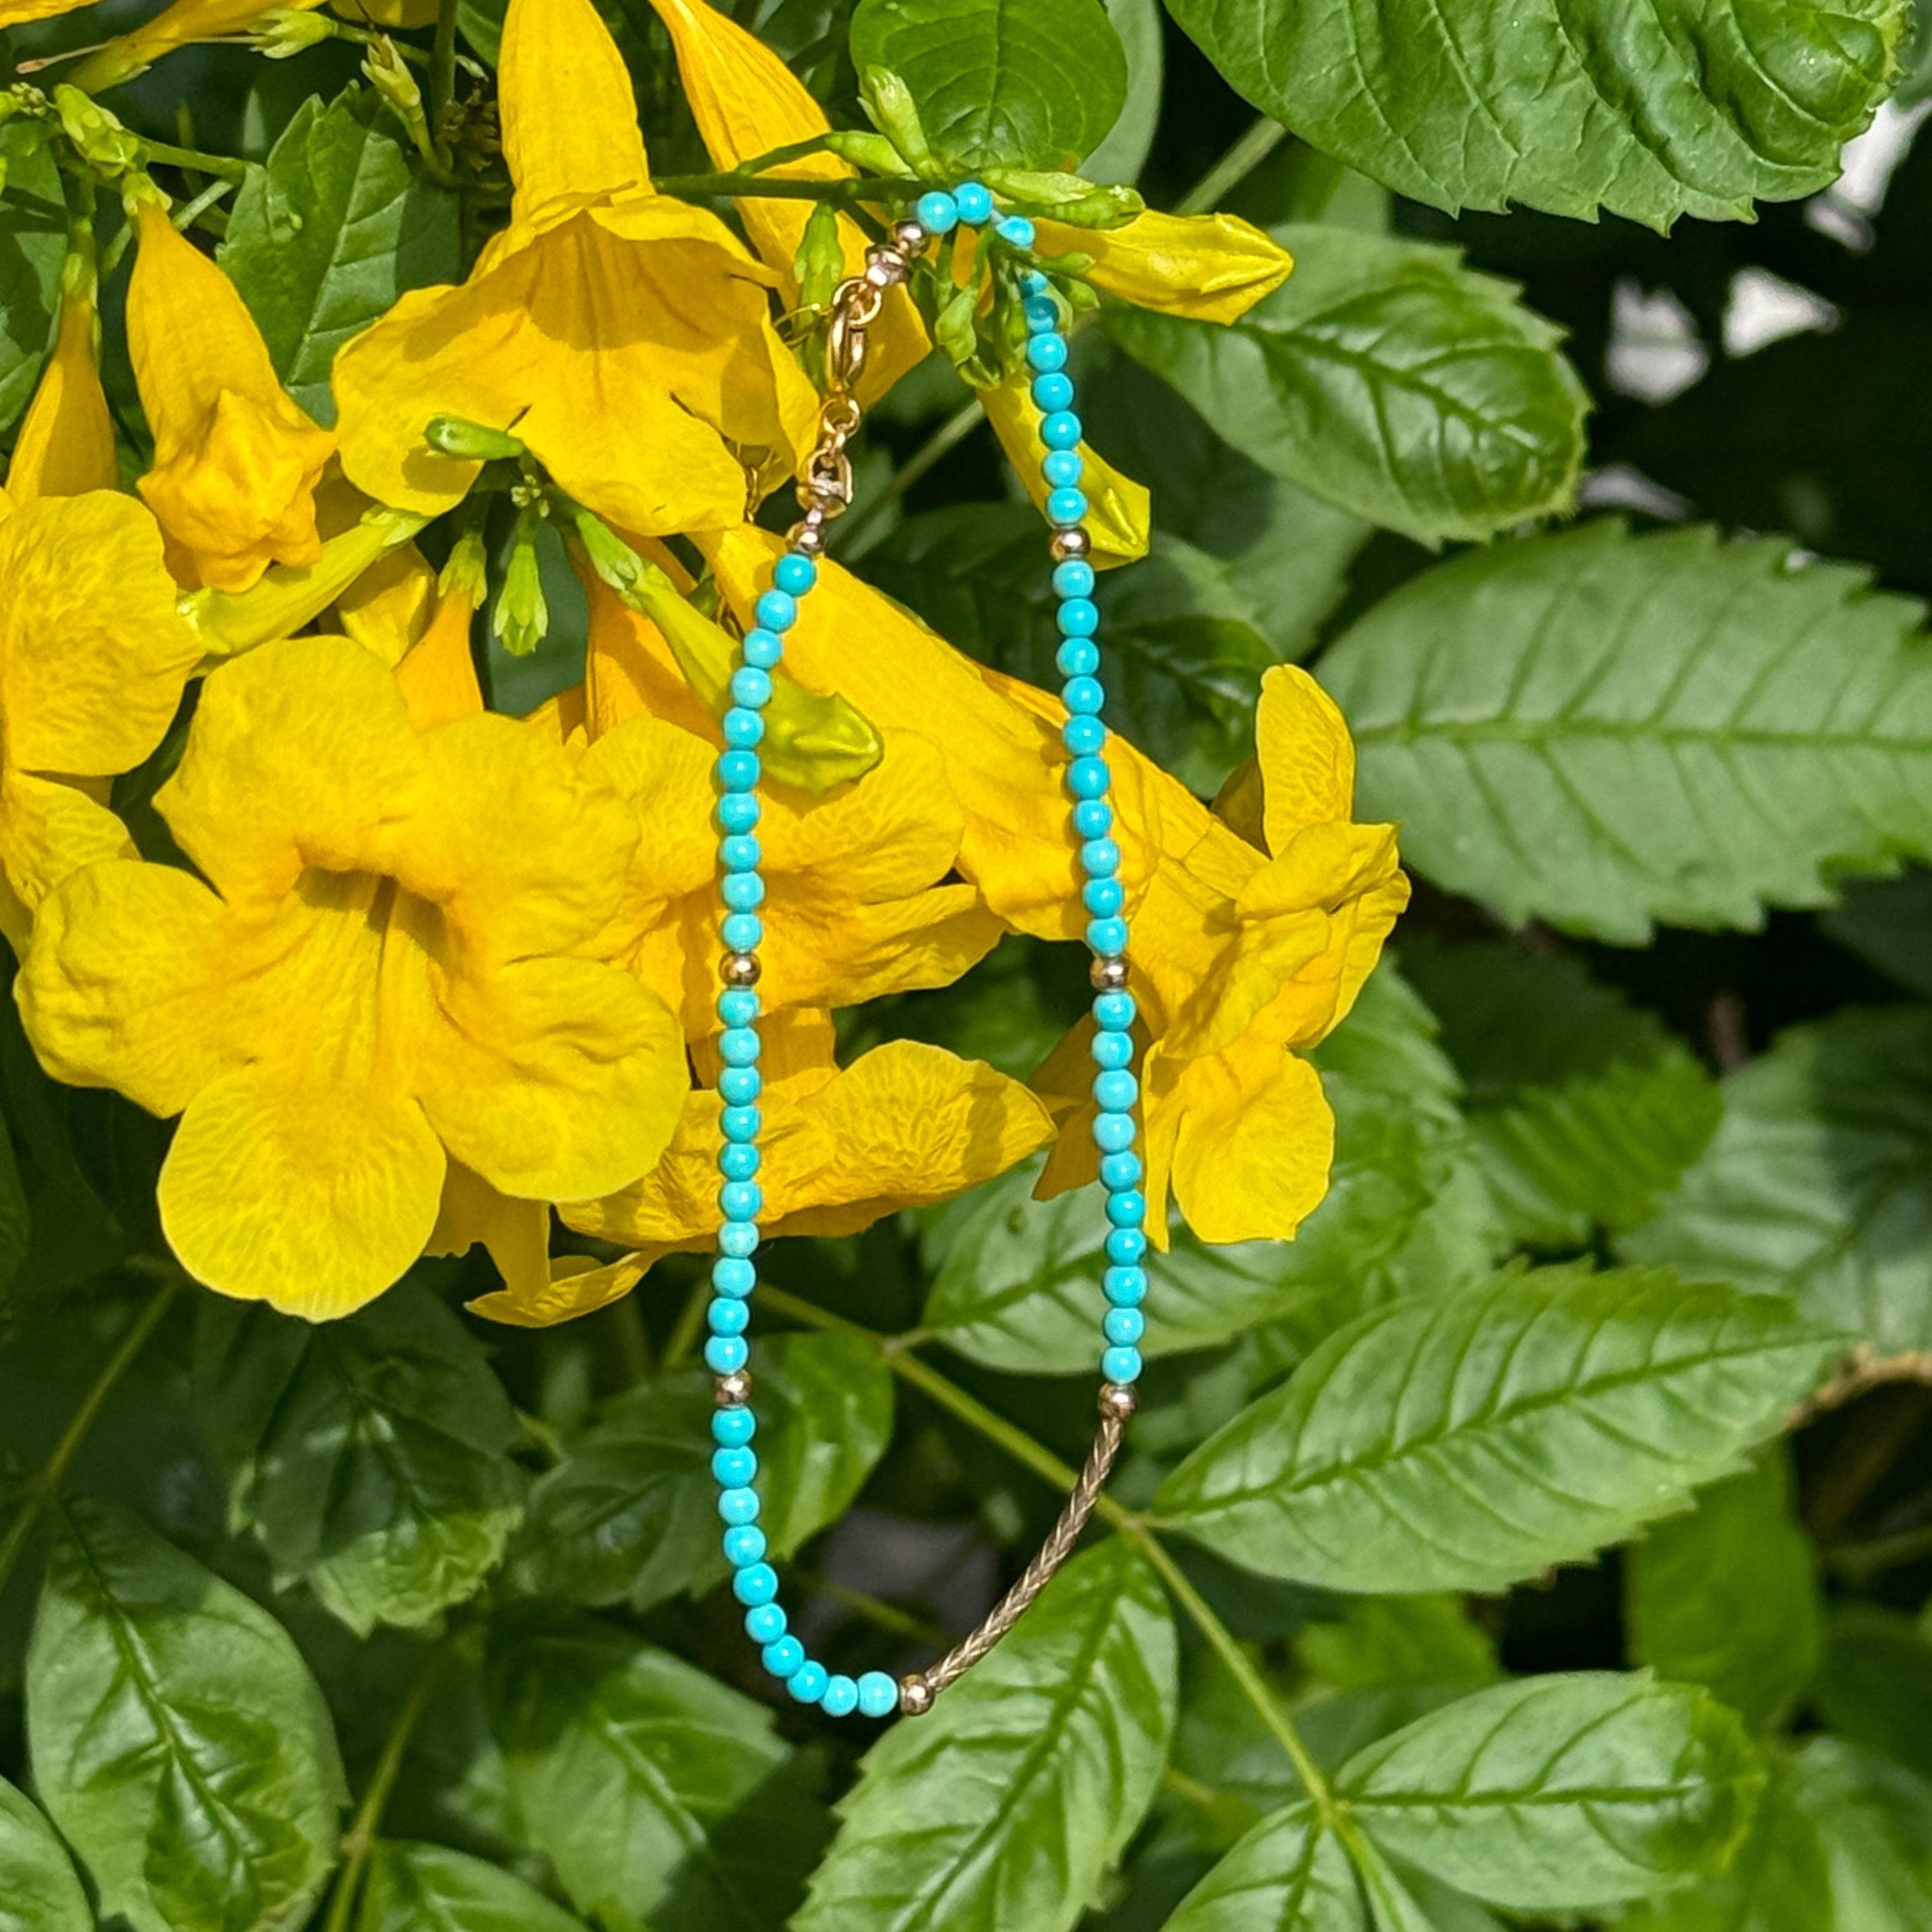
721, 951, 761, 988
1051, 528, 1091, 562
898, 1673, 935, 1717
715, 1370, 753, 1407
1091, 956, 1130, 992
1099, 1381, 1138, 1420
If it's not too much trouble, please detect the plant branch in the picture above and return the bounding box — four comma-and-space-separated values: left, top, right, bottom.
138, 136, 249, 185
429, 0, 461, 146
1176, 117, 1289, 217
323, 1649, 445, 1932
655, 170, 924, 208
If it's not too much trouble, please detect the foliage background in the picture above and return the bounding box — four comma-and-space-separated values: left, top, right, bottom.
4, 0, 1932, 1927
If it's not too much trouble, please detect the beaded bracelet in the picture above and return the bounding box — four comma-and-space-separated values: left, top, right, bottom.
704, 183, 1145, 1722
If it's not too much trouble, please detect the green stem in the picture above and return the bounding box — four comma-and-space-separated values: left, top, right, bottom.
429, 0, 459, 157
661, 1275, 711, 1370
323, 1651, 445, 1932
1175, 117, 1289, 217
137, 136, 249, 185
0, 1277, 180, 1601
655, 170, 924, 208
835, 395, 988, 555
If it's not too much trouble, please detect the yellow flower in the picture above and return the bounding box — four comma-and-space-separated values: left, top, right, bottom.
981, 377, 1149, 568
471, 1033, 1057, 1326
127, 198, 336, 591
7, 251, 117, 502
1034, 210, 1292, 324
639, 0, 928, 399
333, 0, 818, 537
0, 492, 202, 951
18, 635, 689, 1318
1036, 668, 1407, 1246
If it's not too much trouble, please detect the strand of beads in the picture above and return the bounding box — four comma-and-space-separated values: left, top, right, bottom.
705, 183, 1144, 1722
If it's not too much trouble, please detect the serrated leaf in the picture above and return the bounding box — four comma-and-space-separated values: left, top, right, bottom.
850, 0, 1128, 172
219, 88, 461, 422
1161, 1801, 1368, 1932
0, 123, 65, 435
1161, 0, 1907, 227
1294, 1595, 1498, 1696
25, 1498, 346, 1932
488, 1616, 814, 1932
1810, 1605, 1932, 1787
0, 1773, 90, 1932
357, 1840, 590, 1932
1107, 224, 1587, 545
1156, 1264, 1842, 1594
792, 1539, 1177, 1932
195, 1282, 525, 1636
1624, 1008, 1932, 1352
1337, 1673, 1764, 1910
1626, 1452, 1821, 1733
512, 1331, 891, 1611
1321, 521, 1932, 943
1793, 1738, 1932, 1925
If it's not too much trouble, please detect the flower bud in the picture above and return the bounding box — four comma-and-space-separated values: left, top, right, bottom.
821, 129, 905, 175
425, 414, 528, 461
438, 527, 489, 605
569, 504, 648, 596
251, 8, 338, 57
793, 199, 845, 317
1037, 185, 1144, 230
492, 505, 550, 658
54, 85, 142, 177
858, 67, 932, 174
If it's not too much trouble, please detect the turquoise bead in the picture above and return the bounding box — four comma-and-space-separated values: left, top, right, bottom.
1046, 486, 1088, 525
1057, 638, 1100, 678
1083, 877, 1124, 918
1042, 414, 1083, 455
718, 1180, 762, 1220
1102, 1344, 1144, 1384
857, 1671, 899, 1718
720, 1103, 761, 1141
1100, 1151, 1143, 1191
718, 1066, 761, 1105
1032, 371, 1074, 411
705, 1334, 749, 1374
1093, 989, 1136, 1031
1104, 1306, 1145, 1347
821, 1674, 861, 1717
719, 1026, 761, 1066
1081, 836, 1120, 874
718, 1483, 761, 1524
718, 1142, 759, 1183
719, 1217, 759, 1257
721, 911, 762, 951
1105, 1264, 1148, 1306
996, 214, 1036, 248
708, 1297, 749, 1337
917, 189, 959, 233
712, 1256, 756, 1297
713, 1405, 757, 1446
732, 1561, 779, 1607
1106, 1188, 1148, 1228
1068, 755, 1111, 798
763, 1635, 804, 1677
1073, 798, 1113, 838
745, 1602, 786, 1644
1019, 268, 1051, 298
1091, 1029, 1134, 1071
721, 871, 764, 912
731, 666, 773, 709
1058, 598, 1100, 637
1041, 448, 1084, 490
1107, 1226, 1148, 1264
1088, 915, 1129, 955
1094, 1068, 1138, 1113
756, 588, 798, 631
1023, 295, 1060, 333
954, 180, 994, 223
788, 1661, 831, 1704
717, 748, 759, 791
1063, 716, 1106, 757
742, 628, 783, 669
722, 1524, 766, 1567
722, 707, 764, 748
774, 551, 818, 595
718, 986, 758, 1024
717, 791, 760, 833
1093, 1110, 1136, 1153
1027, 333, 1068, 374
1065, 678, 1104, 717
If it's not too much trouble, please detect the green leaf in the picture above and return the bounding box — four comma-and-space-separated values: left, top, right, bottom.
1810, 1604, 1932, 1787
1322, 521, 1932, 942
0, 1774, 90, 1932
1624, 1008, 1932, 1352
1161, 0, 1908, 227
0, 1112, 28, 1297
358, 1840, 590, 1932
25, 1497, 347, 1932
1337, 1673, 1764, 1910
1404, 941, 1721, 1244
195, 1281, 525, 1636
792, 1539, 1177, 1932
1625, 1452, 1822, 1731
1084, 0, 1163, 185
1294, 1595, 1498, 1695
1824, 868, 1932, 997
1156, 1263, 1842, 1594
1793, 1738, 1932, 1925
849, 0, 1128, 172
0, 122, 65, 435
514, 1331, 891, 1611
1107, 224, 1587, 545
219, 87, 461, 423
488, 1615, 813, 1932
1161, 1801, 1368, 1932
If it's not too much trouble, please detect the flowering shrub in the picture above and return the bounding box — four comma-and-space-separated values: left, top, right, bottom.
0, 0, 1927, 1926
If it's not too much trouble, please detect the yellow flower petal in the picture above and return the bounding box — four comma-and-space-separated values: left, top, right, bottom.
1255, 665, 1356, 851
335, 0, 437, 24
0, 0, 88, 22
981, 378, 1149, 568
162, 1064, 445, 1318
0, 771, 133, 954
428, 1161, 552, 1301
70, 0, 306, 87
467, 1251, 646, 1327
128, 200, 335, 591
500, 0, 651, 215
1036, 209, 1293, 324
0, 492, 202, 778
395, 583, 485, 730
7, 260, 117, 502
334, 541, 438, 667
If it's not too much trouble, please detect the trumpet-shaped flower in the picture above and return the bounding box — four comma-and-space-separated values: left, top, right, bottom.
127, 198, 336, 591
1033, 210, 1293, 324
0, 492, 202, 951
333, 0, 817, 537
981, 378, 1150, 568
7, 252, 117, 501
471, 1036, 1056, 1326
18, 635, 688, 1319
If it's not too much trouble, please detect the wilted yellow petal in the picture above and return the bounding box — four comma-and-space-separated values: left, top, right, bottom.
7, 258, 116, 501
500, 0, 650, 215
981, 378, 1149, 568
1036, 209, 1292, 324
